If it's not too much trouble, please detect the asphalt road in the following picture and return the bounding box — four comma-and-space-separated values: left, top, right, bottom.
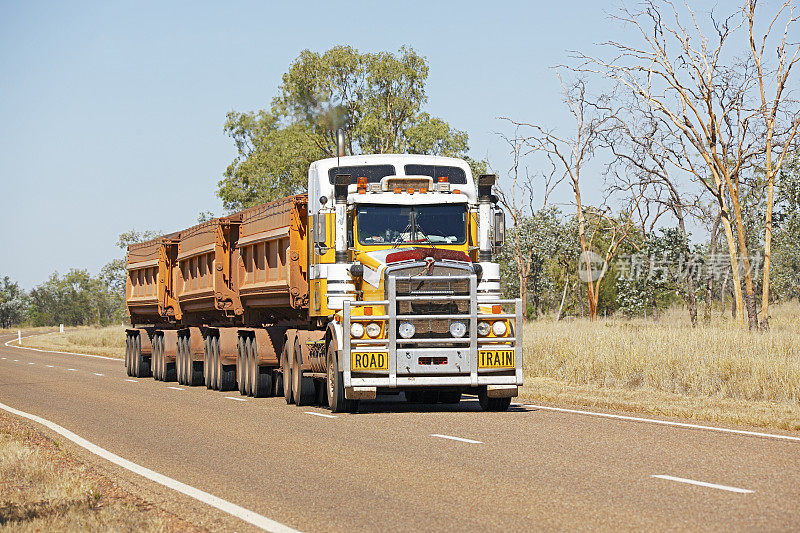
1, 332, 799, 531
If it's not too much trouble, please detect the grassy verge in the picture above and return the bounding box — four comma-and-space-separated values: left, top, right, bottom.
521, 302, 800, 431
0, 414, 172, 531
15, 327, 125, 359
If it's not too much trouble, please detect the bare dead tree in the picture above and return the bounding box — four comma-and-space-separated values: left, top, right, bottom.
603, 102, 706, 326
746, 0, 800, 329
571, 0, 799, 329
495, 125, 564, 317
501, 75, 641, 320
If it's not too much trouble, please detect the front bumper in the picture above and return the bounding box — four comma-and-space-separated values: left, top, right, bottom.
342, 273, 523, 391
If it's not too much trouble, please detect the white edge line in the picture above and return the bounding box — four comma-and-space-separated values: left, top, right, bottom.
4, 335, 120, 361
521, 403, 800, 443
0, 401, 299, 532
304, 411, 337, 419
652, 474, 753, 494
167, 386, 185, 391
430, 434, 483, 444
125, 379, 138, 383
225, 396, 247, 402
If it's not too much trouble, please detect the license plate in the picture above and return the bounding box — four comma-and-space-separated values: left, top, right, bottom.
478, 350, 515, 369
351, 352, 388, 371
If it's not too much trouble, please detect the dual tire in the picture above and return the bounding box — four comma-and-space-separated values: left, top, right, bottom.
125, 333, 150, 378
203, 335, 234, 391
177, 335, 203, 386
237, 336, 274, 398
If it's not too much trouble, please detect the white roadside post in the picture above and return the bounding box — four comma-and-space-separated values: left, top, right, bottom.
17, 330, 22, 345
60, 324, 64, 334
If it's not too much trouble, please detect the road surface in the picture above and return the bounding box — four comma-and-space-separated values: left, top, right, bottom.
1, 332, 798, 531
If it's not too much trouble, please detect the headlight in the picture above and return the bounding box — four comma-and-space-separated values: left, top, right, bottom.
350, 322, 365, 338
398, 321, 416, 339
365, 322, 381, 338
449, 321, 467, 338
477, 321, 491, 336
492, 320, 507, 336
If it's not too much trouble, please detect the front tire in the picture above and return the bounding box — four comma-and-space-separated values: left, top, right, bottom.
292, 338, 315, 406
478, 389, 511, 412
327, 341, 357, 413
282, 341, 293, 404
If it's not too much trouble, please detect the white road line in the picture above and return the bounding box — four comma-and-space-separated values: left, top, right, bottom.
0, 401, 299, 533
67, 368, 78, 372
4, 335, 119, 361
93, 372, 104, 376
652, 474, 753, 494
167, 386, 185, 391
304, 411, 337, 419
225, 397, 247, 402
45, 364, 54, 368
125, 379, 138, 383
522, 403, 800, 443
1, 357, 5, 359
431, 434, 483, 444
28, 362, 35, 365
13, 359, 19, 362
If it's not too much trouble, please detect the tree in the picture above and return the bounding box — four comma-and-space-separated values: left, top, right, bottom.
219, 45, 478, 211
28, 270, 118, 327
0, 275, 27, 328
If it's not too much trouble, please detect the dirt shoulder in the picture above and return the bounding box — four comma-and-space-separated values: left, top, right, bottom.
0, 413, 198, 531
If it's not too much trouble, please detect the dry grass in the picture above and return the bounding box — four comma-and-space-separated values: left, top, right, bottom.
522, 301, 800, 431
17, 326, 125, 359
0, 414, 165, 531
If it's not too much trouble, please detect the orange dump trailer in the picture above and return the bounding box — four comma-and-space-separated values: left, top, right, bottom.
124, 195, 314, 394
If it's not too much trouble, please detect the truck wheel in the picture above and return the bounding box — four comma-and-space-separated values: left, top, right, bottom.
180, 336, 189, 385
327, 341, 356, 413
251, 338, 272, 398
176, 336, 185, 385
151, 335, 160, 380
272, 368, 283, 398
132, 334, 141, 377
281, 342, 293, 404
478, 389, 511, 412
439, 391, 462, 404
237, 336, 247, 396
292, 338, 315, 406
211, 335, 220, 390
217, 336, 235, 391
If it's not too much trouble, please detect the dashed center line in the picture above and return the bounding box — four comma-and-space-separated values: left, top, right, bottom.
45, 364, 54, 368
13, 359, 19, 362
28, 362, 35, 365
1, 357, 5, 360
167, 386, 185, 391
652, 475, 753, 494
304, 411, 337, 419
67, 368, 78, 372
431, 434, 483, 444
93, 372, 104, 376
225, 397, 247, 402
125, 379, 138, 383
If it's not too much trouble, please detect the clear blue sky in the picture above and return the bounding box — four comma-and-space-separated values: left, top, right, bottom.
1, 0, 633, 287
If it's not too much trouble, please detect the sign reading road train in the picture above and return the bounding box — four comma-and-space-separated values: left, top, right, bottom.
125, 146, 522, 412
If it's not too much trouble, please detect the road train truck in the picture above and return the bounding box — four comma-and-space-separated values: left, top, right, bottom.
124, 143, 522, 412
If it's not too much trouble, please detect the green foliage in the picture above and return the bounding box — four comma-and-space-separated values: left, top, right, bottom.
0, 275, 27, 328
772, 152, 800, 300
27, 270, 120, 327
219, 45, 475, 211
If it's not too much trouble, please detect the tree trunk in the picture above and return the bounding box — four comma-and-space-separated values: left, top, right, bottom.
760, 168, 774, 331
555, 274, 569, 322
726, 174, 759, 330
719, 208, 746, 326
675, 209, 698, 327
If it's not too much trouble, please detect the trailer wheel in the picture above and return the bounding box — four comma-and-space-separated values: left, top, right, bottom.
272, 368, 283, 398
237, 336, 247, 396
251, 338, 272, 398
281, 342, 293, 404
133, 334, 148, 378
478, 389, 511, 412
292, 337, 315, 406
203, 336, 212, 389
155, 335, 164, 381
125, 335, 132, 376
327, 341, 357, 413
180, 336, 189, 385
216, 336, 235, 391
176, 336, 185, 385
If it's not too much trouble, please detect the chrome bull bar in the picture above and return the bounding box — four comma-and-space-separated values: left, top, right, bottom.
342, 273, 523, 390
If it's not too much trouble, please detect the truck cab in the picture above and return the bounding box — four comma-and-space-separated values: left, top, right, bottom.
307, 154, 522, 412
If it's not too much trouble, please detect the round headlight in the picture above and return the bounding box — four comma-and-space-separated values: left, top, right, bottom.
350, 322, 365, 338
477, 321, 491, 336
365, 322, 381, 338
398, 321, 415, 339
492, 320, 507, 336
449, 321, 467, 338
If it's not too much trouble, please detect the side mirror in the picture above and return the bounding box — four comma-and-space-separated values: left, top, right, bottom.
493, 210, 505, 248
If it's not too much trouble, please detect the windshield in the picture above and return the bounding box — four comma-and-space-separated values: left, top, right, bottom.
356, 204, 467, 245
